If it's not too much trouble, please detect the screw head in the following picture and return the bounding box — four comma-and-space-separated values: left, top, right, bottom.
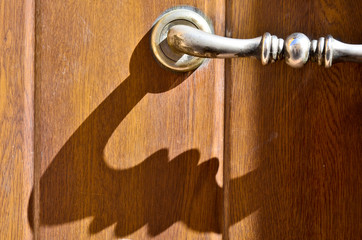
284, 33, 311, 68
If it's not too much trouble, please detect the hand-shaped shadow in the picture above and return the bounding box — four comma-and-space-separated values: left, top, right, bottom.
28, 30, 226, 237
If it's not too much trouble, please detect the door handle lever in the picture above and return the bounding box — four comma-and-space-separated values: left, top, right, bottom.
151, 7, 362, 72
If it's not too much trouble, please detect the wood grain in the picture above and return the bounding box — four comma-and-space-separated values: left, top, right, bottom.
3, 0, 361, 239
225, 0, 362, 239
33, 0, 225, 239
0, 0, 34, 239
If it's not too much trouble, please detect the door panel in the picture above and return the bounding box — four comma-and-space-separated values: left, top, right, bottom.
33, 0, 224, 239
0, 0, 34, 239
225, 0, 362, 239
2, 0, 361, 239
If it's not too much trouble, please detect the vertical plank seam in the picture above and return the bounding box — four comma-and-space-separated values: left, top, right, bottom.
222, 0, 231, 239
24, 0, 35, 239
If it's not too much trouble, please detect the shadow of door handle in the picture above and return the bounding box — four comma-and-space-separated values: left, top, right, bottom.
151, 6, 362, 72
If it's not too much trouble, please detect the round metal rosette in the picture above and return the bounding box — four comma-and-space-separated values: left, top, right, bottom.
151, 6, 214, 72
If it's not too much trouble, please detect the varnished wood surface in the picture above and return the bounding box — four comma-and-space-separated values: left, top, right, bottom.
32, 0, 224, 239
0, 0, 34, 239
3, 0, 361, 239
225, 0, 362, 239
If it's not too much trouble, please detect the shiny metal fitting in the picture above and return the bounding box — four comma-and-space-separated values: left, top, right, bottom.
151, 6, 362, 71
151, 6, 213, 72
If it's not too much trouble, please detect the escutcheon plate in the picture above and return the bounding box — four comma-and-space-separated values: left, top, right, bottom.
151, 6, 214, 72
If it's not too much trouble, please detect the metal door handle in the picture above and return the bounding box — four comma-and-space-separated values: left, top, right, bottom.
151, 7, 362, 72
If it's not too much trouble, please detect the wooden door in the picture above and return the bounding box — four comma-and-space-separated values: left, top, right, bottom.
1, 0, 361, 239
224, 1, 362, 239
32, 0, 225, 239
